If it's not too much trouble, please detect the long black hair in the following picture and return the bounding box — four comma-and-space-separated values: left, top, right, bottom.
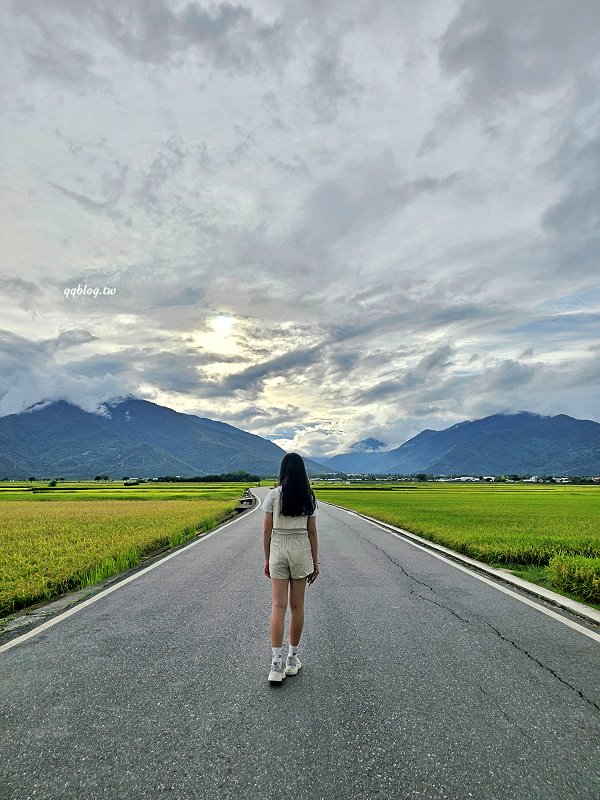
277, 452, 317, 517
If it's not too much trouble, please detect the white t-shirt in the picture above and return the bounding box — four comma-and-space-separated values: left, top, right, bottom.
262, 486, 317, 534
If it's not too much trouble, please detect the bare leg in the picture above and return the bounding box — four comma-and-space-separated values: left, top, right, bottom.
289, 577, 307, 647
270, 578, 288, 647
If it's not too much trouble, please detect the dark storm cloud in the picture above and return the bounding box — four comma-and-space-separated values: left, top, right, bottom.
0, 330, 48, 383
44, 328, 99, 352
353, 344, 456, 404
153, 286, 205, 308
539, 132, 600, 277
63, 353, 129, 377
101, 1, 272, 66
325, 295, 514, 347
485, 359, 536, 392
0, 276, 43, 312
134, 135, 188, 211
5, 0, 279, 81
69, 344, 243, 393
0, 2, 101, 88
501, 313, 600, 340
307, 31, 365, 123
47, 181, 126, 220
437, 0, 600, 107
211, 402, 305, 430
198, 344, 325, 397
292, 151, 466, 257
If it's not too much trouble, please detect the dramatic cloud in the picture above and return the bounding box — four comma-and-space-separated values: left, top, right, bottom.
1, 0, 599, 456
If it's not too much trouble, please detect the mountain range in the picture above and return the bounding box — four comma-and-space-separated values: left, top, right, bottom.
0, 397, 326, 479
0, 399, 598, 479
317, 412, 600, 476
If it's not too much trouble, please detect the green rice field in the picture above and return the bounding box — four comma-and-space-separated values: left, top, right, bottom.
0, 482, 247, 617
310, 482, 600, 607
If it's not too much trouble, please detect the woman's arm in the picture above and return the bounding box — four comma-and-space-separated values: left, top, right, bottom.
263, 511, 273, 561
307, 515, 318, 564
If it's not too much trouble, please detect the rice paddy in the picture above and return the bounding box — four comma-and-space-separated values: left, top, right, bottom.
0, 482, 246, 617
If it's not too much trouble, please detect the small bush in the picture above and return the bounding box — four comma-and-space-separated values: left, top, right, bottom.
547, 555, 600, 603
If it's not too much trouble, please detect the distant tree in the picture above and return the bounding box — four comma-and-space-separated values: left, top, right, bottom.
48, 480, 57, 487
415, 473, 428, 482
28, 476, 36, 482
158, 471, 261, 483
94, 475, 102, 482
508, 474, 520, 482
123, 476, 129, 481
58, 477, 65, 482
496, 475, 507, 482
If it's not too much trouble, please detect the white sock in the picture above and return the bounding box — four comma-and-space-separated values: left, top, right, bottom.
288, 644, 298, 659
272, 646, 283, 663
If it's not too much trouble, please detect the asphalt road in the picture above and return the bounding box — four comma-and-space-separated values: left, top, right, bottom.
1, 488, 599, 800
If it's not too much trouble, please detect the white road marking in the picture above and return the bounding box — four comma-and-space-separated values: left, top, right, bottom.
331, 503, 600, 644
0, 501, 261, 654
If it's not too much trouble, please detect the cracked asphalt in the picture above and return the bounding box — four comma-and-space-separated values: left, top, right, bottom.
1, 488, 599, 800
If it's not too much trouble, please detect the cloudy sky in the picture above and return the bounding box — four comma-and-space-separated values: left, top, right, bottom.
1, 0, 599, 456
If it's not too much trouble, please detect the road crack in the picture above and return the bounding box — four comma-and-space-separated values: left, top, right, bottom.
481, 621, 600, 712
343, 518, 473, 624
479, 685, 531, 738
416, 593, 471, 624
365, 536, 439, 593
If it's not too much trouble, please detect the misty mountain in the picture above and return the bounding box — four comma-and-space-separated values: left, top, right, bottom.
0, 397, 328, 479
313, 437, 388, 472
322, 412, 600, 476
349, 438, 387, 452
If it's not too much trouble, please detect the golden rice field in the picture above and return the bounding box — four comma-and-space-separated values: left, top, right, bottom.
0, 483, 244, 617
311, 482, 600, 606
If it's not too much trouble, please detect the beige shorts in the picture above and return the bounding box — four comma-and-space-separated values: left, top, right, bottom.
269, 531, 314, 580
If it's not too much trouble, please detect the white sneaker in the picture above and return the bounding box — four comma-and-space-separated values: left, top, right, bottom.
268, 658, 287, 683
285, 655, 301, 675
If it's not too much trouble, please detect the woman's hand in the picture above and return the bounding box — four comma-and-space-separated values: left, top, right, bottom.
264, 559, 271, 579
307, 563, 319, 584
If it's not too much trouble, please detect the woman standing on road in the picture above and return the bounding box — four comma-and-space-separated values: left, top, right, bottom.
262, 452, 319, 684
